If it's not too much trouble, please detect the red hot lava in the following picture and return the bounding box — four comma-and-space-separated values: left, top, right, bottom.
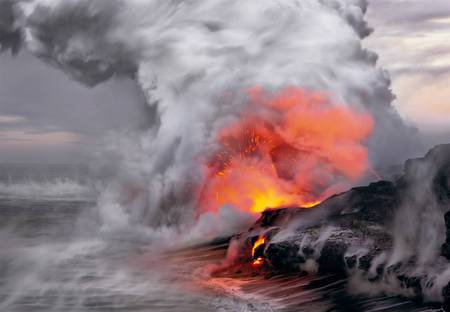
251, 236, 266, 267
200, 87, 374, 214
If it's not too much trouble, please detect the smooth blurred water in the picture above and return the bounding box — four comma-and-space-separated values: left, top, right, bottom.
0, 162, 264, 311
0, 164, 445, 311
0, 196, 267, 312
0, 165, 234, 312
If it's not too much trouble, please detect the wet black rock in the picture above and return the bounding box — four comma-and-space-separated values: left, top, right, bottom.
265, 242, 301, 272
235, 144, 450, 305
442, 210, 450, 259
253, 180, 399, 231
317, 241, 348, 274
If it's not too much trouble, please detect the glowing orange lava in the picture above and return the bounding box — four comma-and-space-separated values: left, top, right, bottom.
301, 200, 322, 208
251, 236, 266, 266
200, 87, 374, 214
252, 257, 264, 267
252, 236, 266, 258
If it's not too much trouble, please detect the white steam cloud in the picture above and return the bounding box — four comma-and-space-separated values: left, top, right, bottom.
0, 0, 419, 233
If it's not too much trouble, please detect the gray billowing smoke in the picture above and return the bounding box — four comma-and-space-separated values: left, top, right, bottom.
0, 0, 21, 53
0, 0, 420, 234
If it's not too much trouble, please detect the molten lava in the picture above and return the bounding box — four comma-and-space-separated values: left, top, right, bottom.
251, 236, 266, 267
200, 87, 374, 214
252, 257, 264, 267
252, 236, 266, 257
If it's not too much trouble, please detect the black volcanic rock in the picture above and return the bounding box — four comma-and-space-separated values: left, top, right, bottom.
253, 180, 399, 231
317, 241, 348, 274
265, 241, 301, 272
342, 180, 398, 224
232, 144, 450, 305
442, 210, 450, 259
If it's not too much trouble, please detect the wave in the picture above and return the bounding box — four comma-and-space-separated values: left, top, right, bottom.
0, 178, 95, 200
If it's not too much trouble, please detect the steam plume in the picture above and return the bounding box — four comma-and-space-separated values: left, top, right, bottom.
0, 0, 419, 232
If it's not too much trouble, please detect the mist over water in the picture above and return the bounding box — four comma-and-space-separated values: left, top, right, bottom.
0, 168, 440, 311
0, 165, 263, 311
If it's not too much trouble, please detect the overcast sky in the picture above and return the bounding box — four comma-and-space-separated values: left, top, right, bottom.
0, 51, 150, 163
0, 0, 449, 163
366, 0, 450, 144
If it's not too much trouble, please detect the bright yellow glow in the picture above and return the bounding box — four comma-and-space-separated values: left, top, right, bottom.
252, 257, 264, 267
251, 236, 266, 267
301, 200, 321, 208
250, 189, 291, 213
251, 236, 266, 258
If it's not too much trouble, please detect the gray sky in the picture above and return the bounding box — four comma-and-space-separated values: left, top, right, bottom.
366, 0, 450, 145
0, 51, 149, 163
0, 0, 449, 163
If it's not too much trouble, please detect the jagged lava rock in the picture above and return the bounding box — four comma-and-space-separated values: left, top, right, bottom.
234, 144, 450, 304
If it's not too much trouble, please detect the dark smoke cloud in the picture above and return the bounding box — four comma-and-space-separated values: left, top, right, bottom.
322, 0, 372, 38
0, 0, 22, 54
0, 51, 152, 163
24, 0, 137, 86
0, 50, 150, 132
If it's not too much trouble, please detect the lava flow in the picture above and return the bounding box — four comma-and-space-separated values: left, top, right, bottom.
251, 236, 266, 267
200, 87, 374, 214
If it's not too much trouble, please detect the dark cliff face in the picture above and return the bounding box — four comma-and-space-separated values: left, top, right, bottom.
229, 144, 450, 304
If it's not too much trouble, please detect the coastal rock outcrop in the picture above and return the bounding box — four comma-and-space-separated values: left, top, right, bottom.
229, 144, 450, 305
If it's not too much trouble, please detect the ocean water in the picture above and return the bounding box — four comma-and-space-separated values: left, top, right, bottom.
0, 164, 444, 311
0, 164, 269, 312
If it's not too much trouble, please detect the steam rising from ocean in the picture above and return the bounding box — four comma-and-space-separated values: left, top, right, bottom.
0, 0, 419, 235
0, 179, 93, 199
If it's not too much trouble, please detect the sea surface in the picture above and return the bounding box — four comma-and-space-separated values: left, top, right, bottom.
0, 164, 445, 311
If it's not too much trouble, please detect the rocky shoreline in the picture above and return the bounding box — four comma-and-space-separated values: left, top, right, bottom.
223, 144, 450, 308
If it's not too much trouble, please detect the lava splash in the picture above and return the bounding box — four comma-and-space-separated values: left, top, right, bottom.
200, 87, 374, 214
